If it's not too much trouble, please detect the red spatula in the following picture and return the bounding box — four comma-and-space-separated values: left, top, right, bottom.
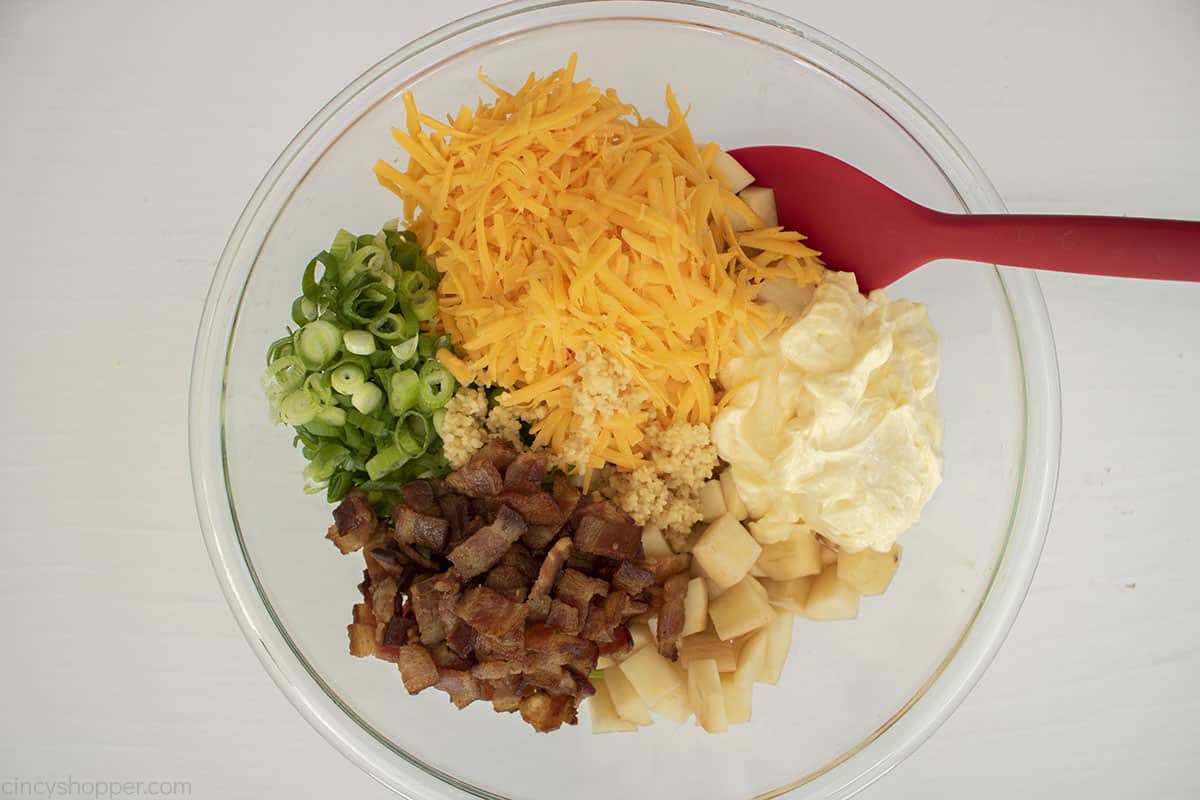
730, 146, 1200, 293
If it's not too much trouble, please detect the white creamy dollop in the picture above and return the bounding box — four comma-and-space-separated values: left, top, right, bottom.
711, 271, 943, 553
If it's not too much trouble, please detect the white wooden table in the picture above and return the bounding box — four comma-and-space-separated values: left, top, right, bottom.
2, 1, 1197, 797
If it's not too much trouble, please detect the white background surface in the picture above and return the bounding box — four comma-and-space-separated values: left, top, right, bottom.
2, 0, 1197, 798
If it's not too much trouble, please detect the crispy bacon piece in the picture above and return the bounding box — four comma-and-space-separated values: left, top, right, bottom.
544, 600, 581, 635
573, 507, 642, 560
530, 539, 572, 600
519, 691, 578, 733
399, 479, 442, 517
447, 506, 528, 579
638, 553, 692, 583
503, 452, 548, 494
656, 572, 689, 660
456, 586, 528, 642
396, 644, 439, 694
495, 491, 564, 526
409, 572, 461, 645
328, 490, 377, 554
445, 459, 504, 498
612, 561, 656, 595
445, 619, 477, 659
436, 668, 483, 708
393, 507, 451, 553
554, 568, 609, 616
382, 614, 416, 647
484, 566, 531, 603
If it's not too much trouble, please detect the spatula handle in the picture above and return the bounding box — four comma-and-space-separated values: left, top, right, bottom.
931, 213, 1200, 281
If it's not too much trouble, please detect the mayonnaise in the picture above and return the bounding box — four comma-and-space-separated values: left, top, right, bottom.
711, 271, 943, 553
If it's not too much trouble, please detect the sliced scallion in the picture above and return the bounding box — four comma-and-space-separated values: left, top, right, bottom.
280, 389, 320, 426
417, 360, 456, 411
343, 330, 376, 356
296, 320, 342, 370
388, 369, 420, 415
351, 383, 383, 415
330, 363, 366, 395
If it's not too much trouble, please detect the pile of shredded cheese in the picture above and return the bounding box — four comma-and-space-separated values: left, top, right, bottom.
374, 55, 822, 478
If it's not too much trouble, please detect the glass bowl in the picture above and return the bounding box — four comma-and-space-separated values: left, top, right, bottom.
189, 1, 1061, 798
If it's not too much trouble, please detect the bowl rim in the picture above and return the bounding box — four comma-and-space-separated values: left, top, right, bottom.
189, 2, 1062, 798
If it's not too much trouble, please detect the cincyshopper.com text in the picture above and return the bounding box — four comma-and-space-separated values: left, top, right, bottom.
1, 778, 191, 799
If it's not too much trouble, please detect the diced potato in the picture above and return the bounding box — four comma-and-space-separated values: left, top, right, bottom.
629, 621, 654, 652
804, 565, 860, 621
590, 677, 638, 733
686, 659, 728, 733
726, 197, 756, 233
649, 672, 692, 723
747, 518, 803, 545
619, 646, 684, 704
697, 480, 726, 521
721, 674, 753, 725
837, 544, 902, 595
605, 663, 652, 725
761, 577, 813, 613
642, 524, 673, 558
682, 577, 709, 637
708, 576, 776, 640
737, 186, 778, 228
690, 557, 727, 600
693, 515, 761, 589
820, 543, 838, 566
596, 655, 615, 669
710, 151, 755, 193
733, 628, 768, 688
679, 631, 737, 672
719, 470, 749, 521
757, 529, 823, 580
759, 610, 794, 685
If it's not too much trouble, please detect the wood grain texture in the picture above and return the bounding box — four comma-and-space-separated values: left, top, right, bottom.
0, 0, 1195, 797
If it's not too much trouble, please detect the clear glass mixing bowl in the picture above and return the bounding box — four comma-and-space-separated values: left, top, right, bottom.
189, 2, 1061, 797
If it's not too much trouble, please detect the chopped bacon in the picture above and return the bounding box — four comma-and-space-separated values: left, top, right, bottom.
656, 572, 689, 660
475, 440, 519, 472
370, 577, 399, 625
484, 565, 531, 603
525, 593, 552, 625
445, 459, 504, 498
393, 507, 451, 553
554, 568, 609, 616
382, 614, 416, 647
445, 619, 477, 659
530, 539, 572, 600
396, 644, 439, 694
456, 585, 528, 642
399, 479, 442, 517
638, 553, 692, 583
597, 625, 634, 659
573, 507, 642, 560
551, 474, 582, 518
348, 623, 376, 657
545, 601, 581, 635
429, 643, 473, 670
503, 452, 548, 494
521, 525, 560, 551
447, 505, 528, 579
435, 668, 483, 708
519, 691, 578, 733
437, 493, 471, 550
612, 561, 656, 595
495, 491, 565, 526
471, 660, 523, 680
329, 490, 377, 553
409, 574, 457, 645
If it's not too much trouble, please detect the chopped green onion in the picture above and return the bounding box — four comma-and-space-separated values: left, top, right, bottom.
396, 271, 431, 299
394, 411, 432, 457
365, 445, 407, 481
330, 363, 365, 395
369, 312, 416, 344
329, 229, 356, 265
432, 407, 447, 437
296, 320, 342, 370
339, 271, 396, 326
265, 334, 294, 366
343, 330, 376, 356
387, 369, 420, 415
316, 405, 346, 426
340, 245, 389, 286
302, 420, 342, 438
417, 360, 457, 412
347, 408, 387, 438
351, 383, 383, 414
390, 336, 419, 365
326, 470, 354, 503
410, 290, 438, 322
280, 389, 320, 425
305, 372, 333, 405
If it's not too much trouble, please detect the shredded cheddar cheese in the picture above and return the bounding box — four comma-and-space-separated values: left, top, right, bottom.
374, 55, 823, 474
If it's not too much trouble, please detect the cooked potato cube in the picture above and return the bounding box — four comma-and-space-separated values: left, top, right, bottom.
804, 565, 860, 621
761, 577, 813, 613
605, 663, 652, 725
620, 646, 684, 704
747, 518, 802, 545
737, 186, 778, 227
641, 524, 673, 558
820, 543, 838, 566
679, 631, 737, 672
590, 677, 638, 733
682, 577, 709, 637
650, 675, 692, 723
709, 576, 776, 640
722, 674, 753, 724
690, 557, 727, 600
687, 659, 728, 733
719, 470, 749, 521
693, 515, 761, 589
710, 151, 755, 193
757, 529, 823, 580
697, 480, 727, 521
759, 610, 794, 685
629, 621, 654, 652
837, 544, 902, 595
596, 655, 615, 669
733, 628, 768, 688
